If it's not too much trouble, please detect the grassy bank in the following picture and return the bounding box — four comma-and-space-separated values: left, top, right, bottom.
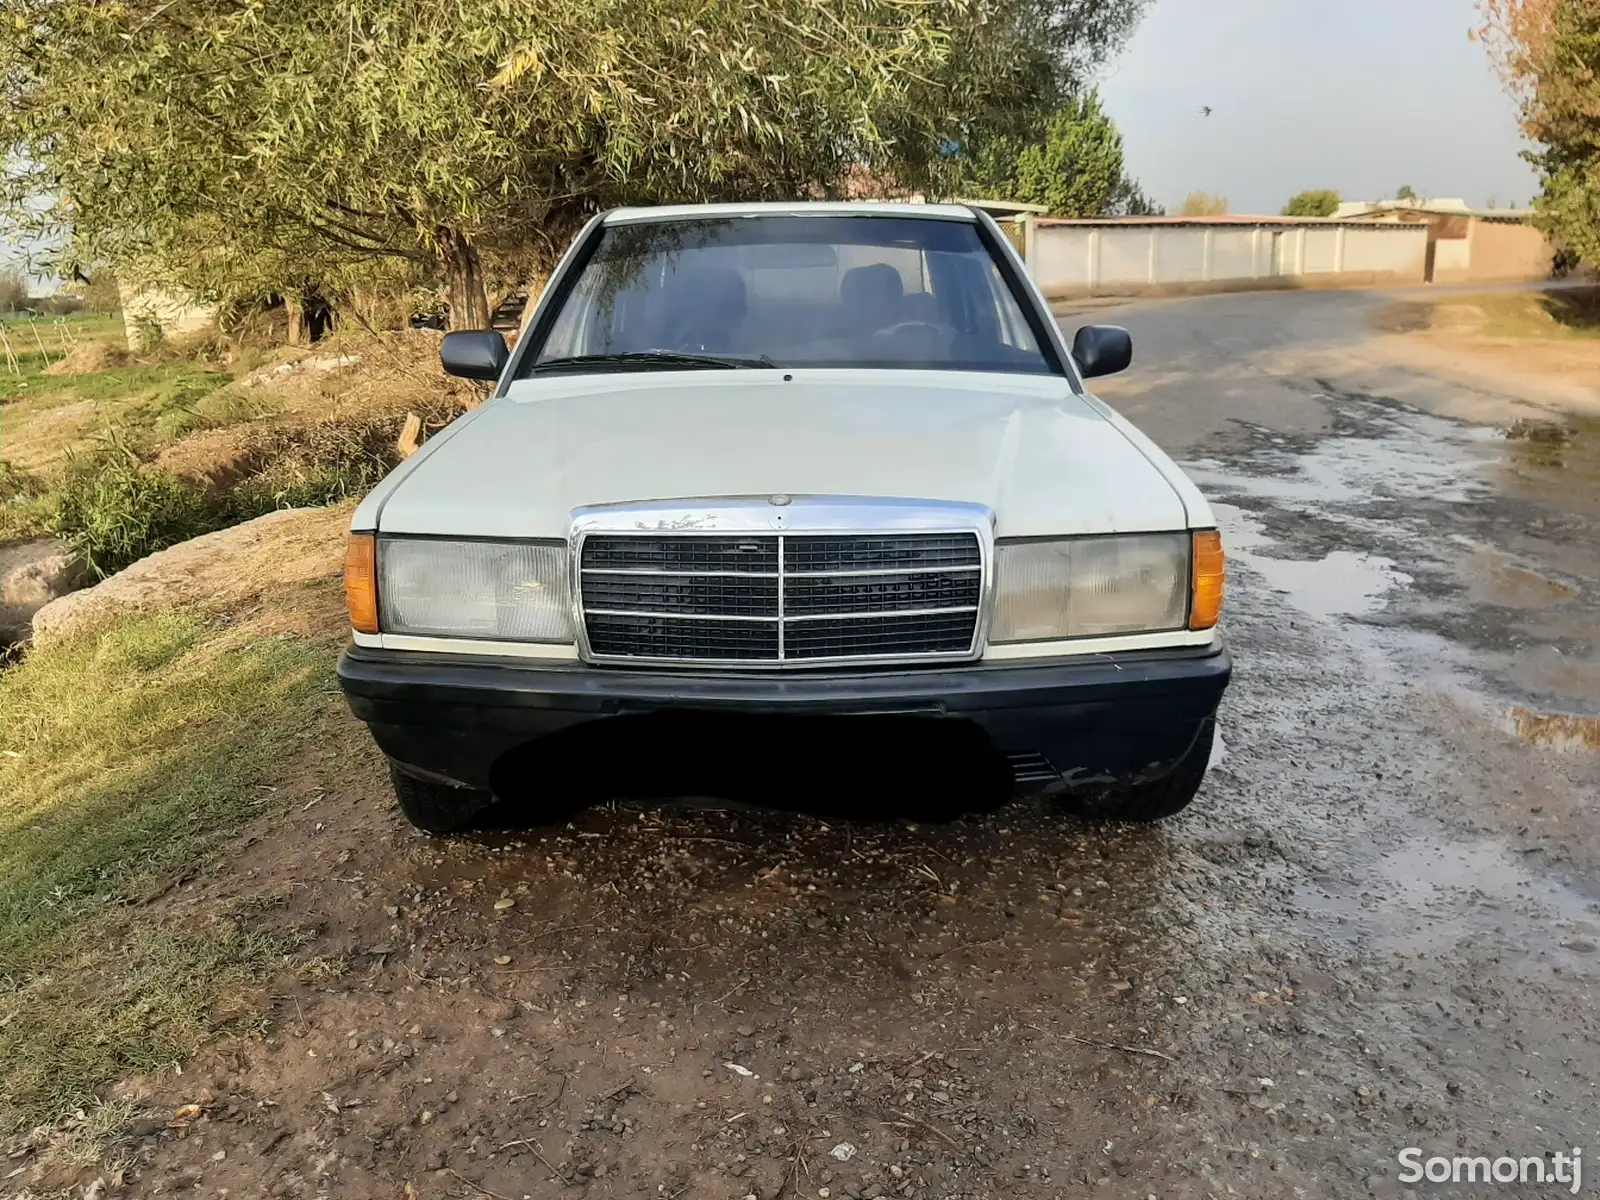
0, 609, 337, 1140
1450, 287, 1600, 340
2, 314, 467, 576
1373, 286, 1600, 341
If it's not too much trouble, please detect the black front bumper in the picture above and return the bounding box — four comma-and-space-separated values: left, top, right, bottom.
338, 640, 1231, 797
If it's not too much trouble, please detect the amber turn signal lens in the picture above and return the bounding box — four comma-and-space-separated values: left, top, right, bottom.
344, 532, 379, 634
1189, 529, 1224, 630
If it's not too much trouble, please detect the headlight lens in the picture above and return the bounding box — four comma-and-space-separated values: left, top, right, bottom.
991, 533, 1189, 642
377, 538, 574, 642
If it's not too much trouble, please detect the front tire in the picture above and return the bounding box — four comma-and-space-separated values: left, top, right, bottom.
1062, 720, 1214, 823
389, 763, 494, 834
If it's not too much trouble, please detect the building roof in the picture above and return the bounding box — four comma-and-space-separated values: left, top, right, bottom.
1335, 199, 1534, 221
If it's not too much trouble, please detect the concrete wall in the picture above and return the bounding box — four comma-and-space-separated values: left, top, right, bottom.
117, 282, 218, 350
1344, 211, 1556, 285
1027, 219, 1430, 299
1435, 220, 1556, 285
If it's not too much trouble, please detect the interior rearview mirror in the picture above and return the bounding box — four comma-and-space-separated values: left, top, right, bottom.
739, 242, 839, 269
1071, 324, 1133, 379
440, 330, 509, 381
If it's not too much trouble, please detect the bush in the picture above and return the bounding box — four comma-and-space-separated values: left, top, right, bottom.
48, 443, 222, 577
1178, 191, 1228, 216
79, 271, 122, 315
37, 407, 408, 578
0, 266, 29, 313
1282, 189, 1340, 217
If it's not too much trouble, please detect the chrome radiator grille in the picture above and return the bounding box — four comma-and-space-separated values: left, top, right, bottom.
579, 532, 983, 665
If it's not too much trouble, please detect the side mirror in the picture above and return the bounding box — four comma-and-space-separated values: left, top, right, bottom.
440, 330, 509, 381
1071, 324, 1132, 379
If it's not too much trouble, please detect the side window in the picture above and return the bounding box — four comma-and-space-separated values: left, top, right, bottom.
544, 256, 660, 357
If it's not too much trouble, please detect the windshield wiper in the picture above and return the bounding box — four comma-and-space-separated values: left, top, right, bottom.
531, 350, 775, 372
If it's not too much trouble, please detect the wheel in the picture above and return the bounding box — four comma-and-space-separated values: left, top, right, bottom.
1061, 720, 1214, 823
389, 763, 494, 834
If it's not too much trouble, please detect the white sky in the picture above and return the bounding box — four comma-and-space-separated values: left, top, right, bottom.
1097, 0, 1540, 214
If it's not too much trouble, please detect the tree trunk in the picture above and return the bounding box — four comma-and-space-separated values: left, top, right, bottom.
285, 293, 307, 347
438, 227, 492, 331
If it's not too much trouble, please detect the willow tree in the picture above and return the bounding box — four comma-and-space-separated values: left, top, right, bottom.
2, 0, 1144, 329
951, 91, 1159, 216
1478, 0, 1600, 263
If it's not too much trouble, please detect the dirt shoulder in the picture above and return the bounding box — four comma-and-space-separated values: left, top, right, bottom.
1356, 288, 1600, 422
111, 742, 1192, 1200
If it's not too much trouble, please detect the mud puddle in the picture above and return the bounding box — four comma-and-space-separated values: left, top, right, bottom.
1212, 502, 1413, 619
1292, 822, 1600, 957
1183, 407, 1495, 511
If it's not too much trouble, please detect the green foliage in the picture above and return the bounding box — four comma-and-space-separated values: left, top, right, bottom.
1536, 160, 1600, 264
147, 385, 276, 445
1179, 191, 1229, 217
57, 362, 226, 410
1282, 189, 1340, 217
76, 271, 122, 316
0, 610, 331, 1129
1485, 0, 1600, 264
193, 387, 277, 429
1113, 182, 1166, 218
1, 0, 1146, 327
953, 91, 1157, 217
48, 443, 222, 578
1396, 184, 1418, 202
39, 408, 407, 576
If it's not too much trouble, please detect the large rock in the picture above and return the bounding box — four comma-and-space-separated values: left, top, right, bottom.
1, 538, 89, 607
0, 538, 90, 646
31, 506, 349, 645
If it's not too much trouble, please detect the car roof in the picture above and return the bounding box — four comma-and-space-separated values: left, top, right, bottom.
602, 201, 980, 225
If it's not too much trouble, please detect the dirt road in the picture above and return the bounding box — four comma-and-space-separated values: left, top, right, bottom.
118, 289, 1599, 1200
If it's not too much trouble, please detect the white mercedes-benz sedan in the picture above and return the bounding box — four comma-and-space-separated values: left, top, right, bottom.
337, 202, 1229, 833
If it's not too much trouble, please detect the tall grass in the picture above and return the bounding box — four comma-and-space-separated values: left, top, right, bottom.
49, 441, 222, 577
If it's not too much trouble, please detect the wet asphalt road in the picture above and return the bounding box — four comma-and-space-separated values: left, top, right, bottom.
1079, 287, 1599, 1198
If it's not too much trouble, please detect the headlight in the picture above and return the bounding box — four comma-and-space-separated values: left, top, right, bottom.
377, 537, 574, 642
990, 533, 1189, 642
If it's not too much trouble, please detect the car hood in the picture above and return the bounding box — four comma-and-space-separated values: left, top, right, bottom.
368, 369, 1192, 539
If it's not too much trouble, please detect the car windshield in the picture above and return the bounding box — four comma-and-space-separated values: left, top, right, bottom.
527, 215, 1056, 375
